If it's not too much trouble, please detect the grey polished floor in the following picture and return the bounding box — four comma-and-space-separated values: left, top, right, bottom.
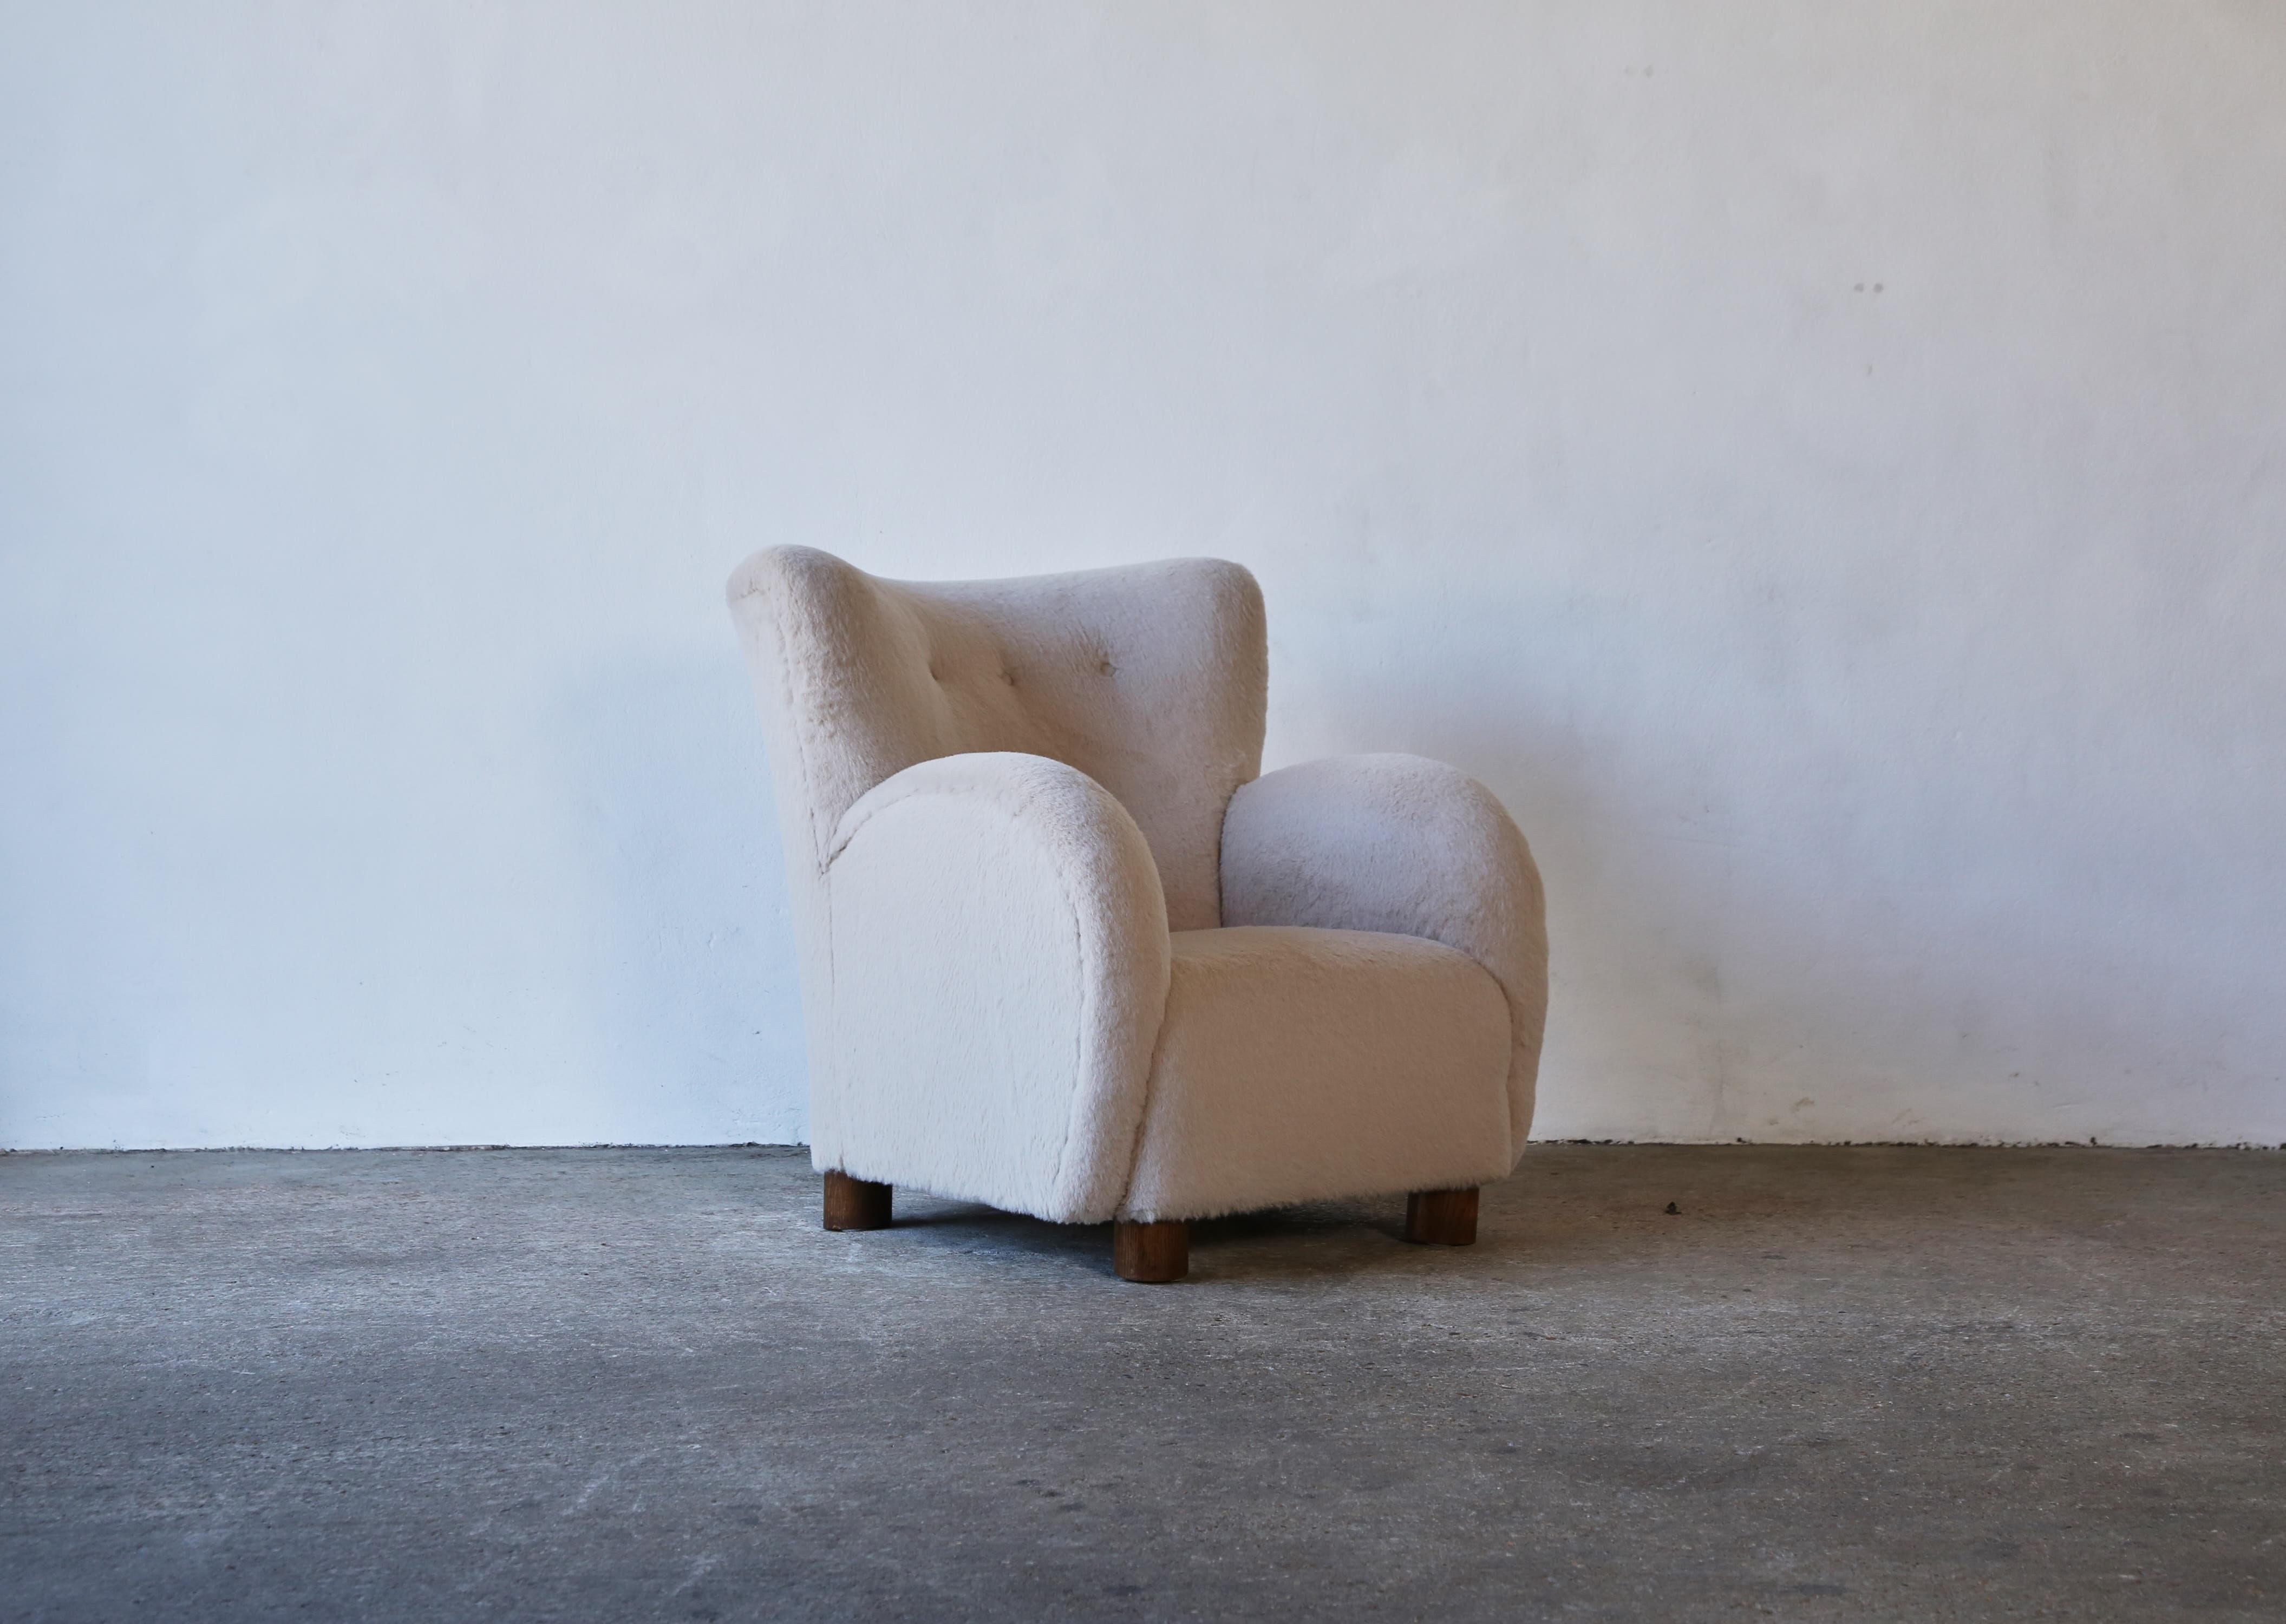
3, 1144, 2280, 1621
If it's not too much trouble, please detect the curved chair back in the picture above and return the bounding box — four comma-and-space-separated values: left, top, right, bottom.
727, 547, 1268, 937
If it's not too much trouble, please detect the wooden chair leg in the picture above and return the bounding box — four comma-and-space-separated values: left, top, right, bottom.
1113, 1219, 1188, 1283
822, 1170, 892, 1231
1405, 1187, 1479, 1246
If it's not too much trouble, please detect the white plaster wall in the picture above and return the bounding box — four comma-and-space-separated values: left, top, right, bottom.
4, 2, 2282, 1149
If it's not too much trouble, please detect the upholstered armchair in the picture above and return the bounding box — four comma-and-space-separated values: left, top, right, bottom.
727, 548, 1547, 1281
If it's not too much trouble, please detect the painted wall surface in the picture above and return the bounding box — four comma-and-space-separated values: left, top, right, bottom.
5, 2, 2282, 1149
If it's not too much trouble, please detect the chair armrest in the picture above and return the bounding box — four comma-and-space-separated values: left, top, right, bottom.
820, 752, 1172, 1222
1219, 754, 1548, 1158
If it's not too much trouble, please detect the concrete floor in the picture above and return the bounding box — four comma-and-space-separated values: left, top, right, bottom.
3, 1147, 2280, 1622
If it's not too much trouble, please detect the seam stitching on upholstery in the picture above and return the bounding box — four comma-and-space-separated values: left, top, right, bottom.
741, 577, 840, 1160
1112, 955, 1182, 1223
756, 585, 831, 885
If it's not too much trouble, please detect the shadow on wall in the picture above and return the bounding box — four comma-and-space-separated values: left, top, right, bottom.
539, 568, 2280, 1151
550, 652, 807, 1145
1275, 567, 2279, 1148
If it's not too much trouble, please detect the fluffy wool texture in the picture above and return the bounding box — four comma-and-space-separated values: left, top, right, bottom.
1122, 927, 1514, 1221
727, 546, 1549, 1223
1219, 754, 1551, 1163
824, 752, 1170, 1220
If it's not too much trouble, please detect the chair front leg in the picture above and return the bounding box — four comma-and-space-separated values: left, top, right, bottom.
1113, 1219, 1188, 1282
823, 1170, 892, 1230
1404, 1187, 1479, 1246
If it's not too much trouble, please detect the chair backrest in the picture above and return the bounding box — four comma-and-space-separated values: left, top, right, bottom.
727, 546, 1268, 934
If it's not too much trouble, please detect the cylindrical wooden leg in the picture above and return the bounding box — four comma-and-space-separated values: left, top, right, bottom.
1405, 1187, 1479, 1246
1113, 1219, 1188, 1283
822, 1170, 892, 1231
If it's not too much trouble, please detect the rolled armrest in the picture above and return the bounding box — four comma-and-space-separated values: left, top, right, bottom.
820, 752, 1172, 1222
1219, 754, 1547, 1158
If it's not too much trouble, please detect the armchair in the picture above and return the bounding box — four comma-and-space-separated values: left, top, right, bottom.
727, 547, 1547, 1281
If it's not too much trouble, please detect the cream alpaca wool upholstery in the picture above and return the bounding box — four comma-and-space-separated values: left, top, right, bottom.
1219, 754, 1551, 1162
727, 546, 1547, 1224
825, 752, 1170, 1220
1121, 927, 1514, 1220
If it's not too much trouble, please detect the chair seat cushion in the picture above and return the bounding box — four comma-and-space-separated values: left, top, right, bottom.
1119, 926, 1514, 1220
